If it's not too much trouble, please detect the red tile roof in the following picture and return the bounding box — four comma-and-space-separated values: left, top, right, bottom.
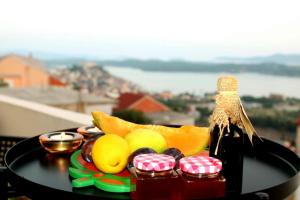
49, 76, 66, 87
115, 93, 144, 110
296, 117, 300, 126
113, 93, 170, 113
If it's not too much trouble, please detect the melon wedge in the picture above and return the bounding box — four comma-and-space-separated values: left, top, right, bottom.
92, 111, 139, 137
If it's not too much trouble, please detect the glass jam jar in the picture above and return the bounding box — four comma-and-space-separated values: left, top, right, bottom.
178, 156, 226, 199
130, 153, 180, 200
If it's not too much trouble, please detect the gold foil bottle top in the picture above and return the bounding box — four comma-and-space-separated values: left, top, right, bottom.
217, 76, 238, 92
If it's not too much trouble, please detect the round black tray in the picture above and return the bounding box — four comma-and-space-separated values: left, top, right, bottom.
5, 128, 300, 200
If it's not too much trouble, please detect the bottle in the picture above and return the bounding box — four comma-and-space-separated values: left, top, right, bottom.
210, 121, 244, 195
178, 156, 226, 199
130, 153, 180, 200
209, 76, 259, 196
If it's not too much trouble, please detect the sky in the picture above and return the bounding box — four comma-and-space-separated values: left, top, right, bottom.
1, 0, 300, 60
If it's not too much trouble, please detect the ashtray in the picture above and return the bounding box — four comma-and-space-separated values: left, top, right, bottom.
39, 132, 83, 154
77, 125, 103, 141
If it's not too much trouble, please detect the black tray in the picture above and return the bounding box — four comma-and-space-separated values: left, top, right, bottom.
5, 128, 300, 200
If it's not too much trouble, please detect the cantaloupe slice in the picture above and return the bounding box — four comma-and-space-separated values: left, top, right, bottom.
158, 125, 209, 156
92, 111, 140, 137
91, 111, 209, 156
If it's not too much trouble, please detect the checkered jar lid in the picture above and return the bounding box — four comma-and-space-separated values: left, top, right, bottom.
179, 156, 222, 175
133, 153, 176, 172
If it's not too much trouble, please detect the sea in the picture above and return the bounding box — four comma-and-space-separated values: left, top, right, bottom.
104, 66, 300, 98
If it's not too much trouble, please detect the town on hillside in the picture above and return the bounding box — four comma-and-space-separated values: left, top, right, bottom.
0, 54, 299, 152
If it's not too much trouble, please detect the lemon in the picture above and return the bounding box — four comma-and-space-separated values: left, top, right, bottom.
125, 128, 167, 153
92, 134, 130, 174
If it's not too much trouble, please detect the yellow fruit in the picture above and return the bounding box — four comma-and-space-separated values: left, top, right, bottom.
92, 134, 130, 174
125, 128, 167, 153
92, 111, 210, 156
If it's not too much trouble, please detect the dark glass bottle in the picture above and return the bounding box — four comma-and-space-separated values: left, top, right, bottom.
209, 76, 259, 197
209, 121, 244, 196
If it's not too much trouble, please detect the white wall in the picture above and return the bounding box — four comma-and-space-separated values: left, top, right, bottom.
0, 94, 92, 137
166, 118, 195, 126
85, 103, 114, 115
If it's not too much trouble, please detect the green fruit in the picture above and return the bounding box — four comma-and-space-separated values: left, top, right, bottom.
125, 128, 167, 154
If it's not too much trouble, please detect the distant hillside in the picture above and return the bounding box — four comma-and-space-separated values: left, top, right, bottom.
45, 58, 89, 68
97, 59, 300, 77
41, 53, 300, 77
217, 53, 300, 66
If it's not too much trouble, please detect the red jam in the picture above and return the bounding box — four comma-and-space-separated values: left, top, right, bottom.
178, 156, 226, 199
130, 153, 181, 200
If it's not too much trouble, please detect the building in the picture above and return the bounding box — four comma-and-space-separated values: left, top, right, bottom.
113, 92, 170, 113
0, 54, 64, 88
145, 111, 195, 125
158, 91, 174, 100
113, 92, 195, 125
0, 87, 115, 115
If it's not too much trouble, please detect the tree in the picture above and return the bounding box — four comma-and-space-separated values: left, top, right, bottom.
195, 107, 211, 126
0, 79, 8, 87
158, 98, 188, 112
112, 109, 153, 124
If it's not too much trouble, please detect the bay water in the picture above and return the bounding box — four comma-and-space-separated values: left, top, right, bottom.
105, 66, 300, 98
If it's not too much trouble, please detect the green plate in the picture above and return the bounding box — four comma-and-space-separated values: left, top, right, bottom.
69, 150, 131, 193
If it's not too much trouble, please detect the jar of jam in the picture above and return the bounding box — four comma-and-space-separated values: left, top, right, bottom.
178, 156, 226, 199
130, 153, 180, 200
